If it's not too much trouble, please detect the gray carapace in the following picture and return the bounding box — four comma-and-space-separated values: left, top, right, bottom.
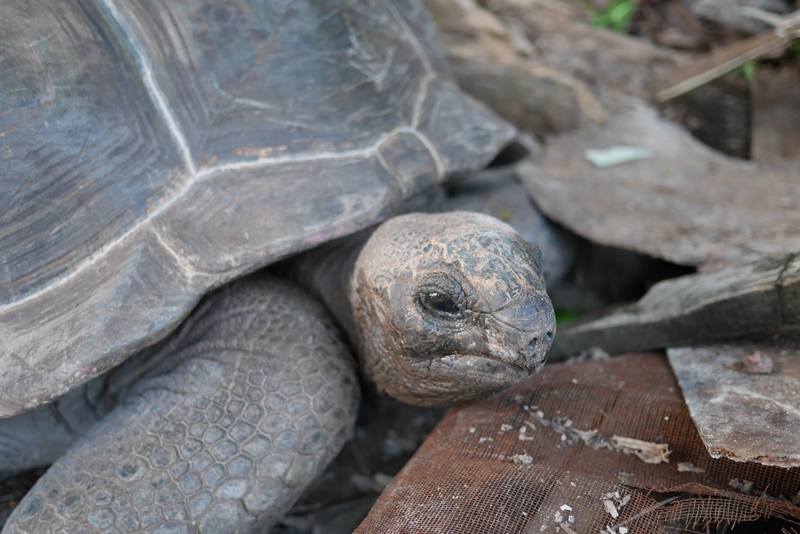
0, 0, 517, 416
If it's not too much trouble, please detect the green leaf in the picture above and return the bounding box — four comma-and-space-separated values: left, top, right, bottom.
592, 0, 636, 33
555, 310, 579, 325
732, 60, 758, 82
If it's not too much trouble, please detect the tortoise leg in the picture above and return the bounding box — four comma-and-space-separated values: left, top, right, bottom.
0, 379, 112, 478
3, 276, 359, 533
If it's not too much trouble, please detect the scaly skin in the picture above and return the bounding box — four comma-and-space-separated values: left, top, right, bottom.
1, 212, 555, 533
351, 213, 555, 406
3, 276, 358, 533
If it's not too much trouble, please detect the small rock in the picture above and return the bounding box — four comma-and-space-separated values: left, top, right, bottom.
740, 351, 775, 374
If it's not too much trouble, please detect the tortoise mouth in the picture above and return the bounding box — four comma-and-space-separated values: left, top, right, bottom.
435, 353, 538, 383
443, 353, 527, 371
395, 353, 538, 407
386, 352, 543, 407
439, 351, 545, 374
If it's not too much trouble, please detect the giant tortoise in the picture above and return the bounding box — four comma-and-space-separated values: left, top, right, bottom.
0, 0, 556, 532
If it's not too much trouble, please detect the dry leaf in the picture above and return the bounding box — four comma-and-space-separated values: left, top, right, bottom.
611, 435, 671, 464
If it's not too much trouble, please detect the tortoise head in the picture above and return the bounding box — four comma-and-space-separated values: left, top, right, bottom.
351, 212, 556, 407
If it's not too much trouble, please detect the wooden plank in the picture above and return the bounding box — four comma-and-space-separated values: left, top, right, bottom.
550, 253, 800, 360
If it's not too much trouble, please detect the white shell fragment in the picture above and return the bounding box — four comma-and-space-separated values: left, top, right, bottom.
510, 454, 534, 464
584, 146, 651, 168
603, 499, 619, 518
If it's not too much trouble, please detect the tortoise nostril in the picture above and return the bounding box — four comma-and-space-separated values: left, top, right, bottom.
528, 338, 537, 352
546, 332, 553, 343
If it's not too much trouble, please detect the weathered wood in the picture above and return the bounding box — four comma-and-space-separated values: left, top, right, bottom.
470, 0, 686, 102
550, 253, 800, 359
519, 101, 800, 271
752, 62, 800, 162
668, 335, 800, 467
421, 0, 606, 137
657, 25, 796, 101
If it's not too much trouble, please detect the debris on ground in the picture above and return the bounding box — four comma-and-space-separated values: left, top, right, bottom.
658, 8, 800, 101
727, 350, 777, 374
510, 454, 534, 465
603, 498, 620, 519
523, 405, 673, 465
677, 462, 706, 473
610, 436, 672, 464
565, 346, 611, 365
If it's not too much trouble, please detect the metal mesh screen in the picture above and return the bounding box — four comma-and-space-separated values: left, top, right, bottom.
356, 353, 800, 533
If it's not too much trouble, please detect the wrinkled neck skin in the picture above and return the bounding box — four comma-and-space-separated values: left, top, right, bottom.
289, 212, 557, 409
284, 228, 371, 345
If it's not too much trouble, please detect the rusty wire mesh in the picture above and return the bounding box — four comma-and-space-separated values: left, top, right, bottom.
355, 353, 800, 533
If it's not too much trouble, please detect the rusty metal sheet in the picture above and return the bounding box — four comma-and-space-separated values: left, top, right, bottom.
668, 335, 800, 468
356, 353, 800, 533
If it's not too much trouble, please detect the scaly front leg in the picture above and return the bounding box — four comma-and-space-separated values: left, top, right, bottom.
4, 276, 358, 533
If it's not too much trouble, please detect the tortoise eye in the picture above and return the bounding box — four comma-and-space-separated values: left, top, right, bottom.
416, 274, 468, 321
417, 285, 467, 320
421, 291, 460, 316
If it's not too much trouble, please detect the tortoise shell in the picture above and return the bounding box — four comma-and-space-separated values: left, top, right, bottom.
0, 0, 516, 416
